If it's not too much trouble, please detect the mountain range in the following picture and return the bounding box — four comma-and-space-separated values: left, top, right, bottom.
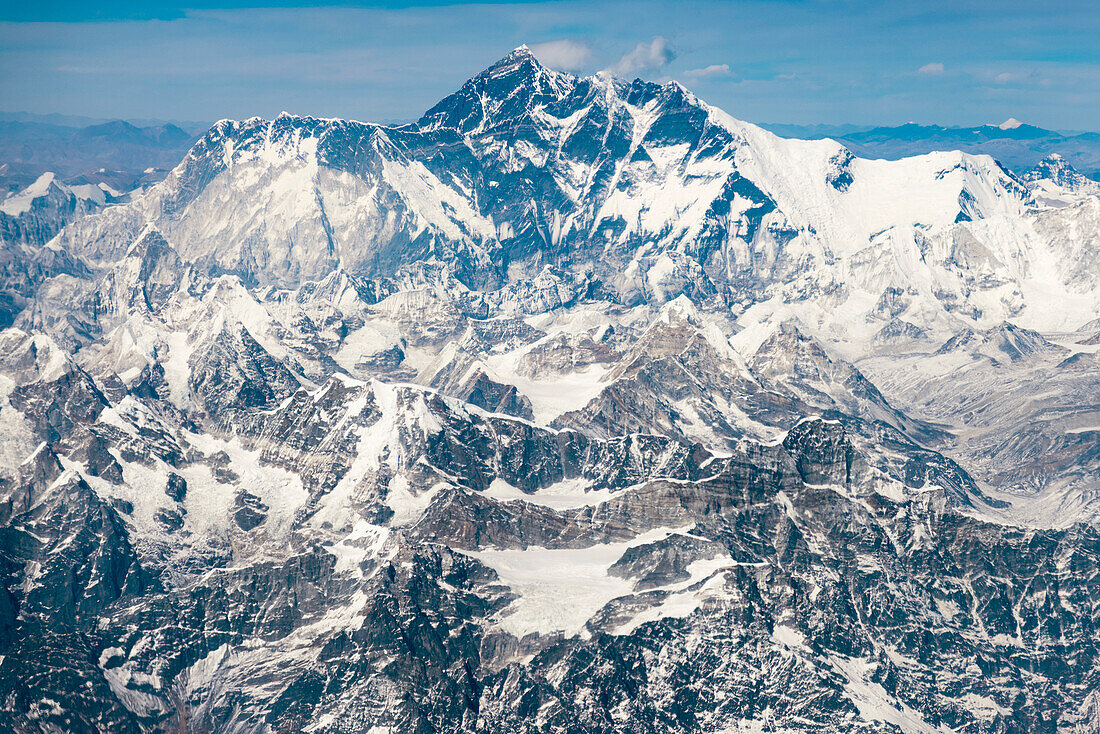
0, 118, 202, 208
761, 119, 1100, 181
2, 46, 1100, 733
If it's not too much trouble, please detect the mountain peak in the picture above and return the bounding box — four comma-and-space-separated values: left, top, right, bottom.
1025, 152, 1100, 193
998, 117, 1023, 130
418, 46, 573, 134
481, 43, 545, 79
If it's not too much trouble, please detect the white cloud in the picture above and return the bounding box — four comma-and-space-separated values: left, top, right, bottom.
608, 36, 675, 77
528, 39, 593, 72
683, 63, 731, 80
918, 62, 945, 75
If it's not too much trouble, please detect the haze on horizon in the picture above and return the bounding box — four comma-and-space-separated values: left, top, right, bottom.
1, 0, 1098, 132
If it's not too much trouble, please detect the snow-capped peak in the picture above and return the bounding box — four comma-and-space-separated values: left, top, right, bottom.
0, 172, 58, 216
998, 117, 1023, 130
416, 44, 575, 134
0, 170, 119, 218
1024, 153, 1100, 200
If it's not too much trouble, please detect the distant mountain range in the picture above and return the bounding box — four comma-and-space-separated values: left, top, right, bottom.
0, 117, 204, 195
0, 110, 209, 131
761, 119, 1100, 180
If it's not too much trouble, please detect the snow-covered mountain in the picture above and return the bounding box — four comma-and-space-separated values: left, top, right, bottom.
1025, 153, 1100, 209
0, 171, 118, 328
765, 119, 1100, 182
3, 47, 1100, 733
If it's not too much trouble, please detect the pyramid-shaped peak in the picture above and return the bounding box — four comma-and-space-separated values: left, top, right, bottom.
418, 46, 575, 134
1034, 153, 1075, 171
481, 44, 546, 78
934, 321, 1066, 363
1025, 152, 1099, 192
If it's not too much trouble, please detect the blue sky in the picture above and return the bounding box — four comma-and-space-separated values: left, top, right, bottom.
1, 1, 1098, 130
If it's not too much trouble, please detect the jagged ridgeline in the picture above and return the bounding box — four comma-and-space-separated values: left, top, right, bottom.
2, 46, 1100, 733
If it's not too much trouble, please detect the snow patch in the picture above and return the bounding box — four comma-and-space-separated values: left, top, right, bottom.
471, 526, 692, 638
615, 555, 733, 635
386, 475, 442, 527
830, 655, 954, 733
483, 477, 618, 509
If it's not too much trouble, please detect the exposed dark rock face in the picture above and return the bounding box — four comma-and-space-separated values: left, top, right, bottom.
233, 491, 267, 531
188, 322, 301, 417
164, 472, 187, 502
9, 363, 108, 443
453, 369, 535, 420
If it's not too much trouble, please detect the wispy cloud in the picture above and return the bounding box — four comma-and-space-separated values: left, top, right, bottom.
683, 63, 731, 80
918, 62, 945, 75
607, 36, 675, 77
529, 39, 593, 72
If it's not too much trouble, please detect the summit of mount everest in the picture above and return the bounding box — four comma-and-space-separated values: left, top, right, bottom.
3, 46, 1100, 734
